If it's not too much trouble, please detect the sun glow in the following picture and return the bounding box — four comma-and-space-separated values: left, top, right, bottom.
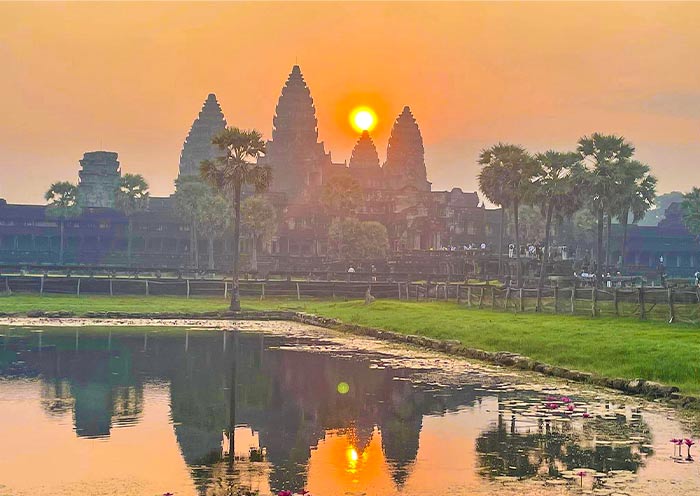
350, 107, 377, 132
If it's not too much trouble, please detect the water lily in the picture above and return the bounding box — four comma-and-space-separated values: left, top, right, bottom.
684, 438, 695, 461
566, 404, 575, 412
278, 491, 293, 496
561, 396, 572, 403
576, 470, 586, 487
582, 412, 591, 419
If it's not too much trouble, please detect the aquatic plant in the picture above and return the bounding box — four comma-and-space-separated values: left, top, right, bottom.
576, 470, 586, 487
684, 439, 695, 461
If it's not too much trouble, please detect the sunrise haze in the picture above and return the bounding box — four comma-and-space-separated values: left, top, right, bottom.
1, 1, 699, 203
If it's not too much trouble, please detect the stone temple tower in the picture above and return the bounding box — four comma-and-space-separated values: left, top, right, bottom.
77, 151, 121, 208
349, 130, 382, 189
178, 93, 227, 177
383, 106, 431, 191
261, 65, 332, 198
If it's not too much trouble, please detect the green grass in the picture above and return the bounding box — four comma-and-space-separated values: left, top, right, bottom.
1, 294, 699, 395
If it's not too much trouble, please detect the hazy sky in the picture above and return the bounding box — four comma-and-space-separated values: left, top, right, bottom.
1, 2, 699, 204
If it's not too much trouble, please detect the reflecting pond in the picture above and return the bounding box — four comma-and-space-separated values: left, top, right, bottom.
0, 322, 697, 496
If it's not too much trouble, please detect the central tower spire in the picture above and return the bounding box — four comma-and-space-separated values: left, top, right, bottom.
383, 106, 430, 191
262, 65, 331, 197
178, 93, 227, 178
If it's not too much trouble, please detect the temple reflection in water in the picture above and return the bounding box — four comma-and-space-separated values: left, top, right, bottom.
0, 327, 648, 495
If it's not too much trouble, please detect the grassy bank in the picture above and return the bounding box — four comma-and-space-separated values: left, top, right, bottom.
1, 294, 699, 395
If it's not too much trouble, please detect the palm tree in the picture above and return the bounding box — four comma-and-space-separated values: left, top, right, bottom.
241, 195, 277, 273
681, 187, 700, 237
612, 160, 657, 269
198, 194, 231, 270
576, 133, 634, 283
531, 151, 582, 289
478, 143, 538, 286
173, 176, 210, 269
115, 173, 149, 265
200, 127, 271, 312
478, 165, 510, 276
44, 181, 80, 265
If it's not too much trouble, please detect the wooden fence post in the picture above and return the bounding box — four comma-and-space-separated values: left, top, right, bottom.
261, 283, 265, 300
668, 287, 676, 323
76, 277, 81, 297
467, 286, 472, 308
224, 281, 228, 299
296, 282, 301, 300
478, 287, 485, 309
397, 282, 401, 300
457, 284, 462, 304
491, 286, 497, 310
505, 286, 511, 310
613, 288, 619, 316
109, 278, 113, 297
591, 287, 598, 317
536, 288, 542, 312
145, 279, 149, 297
519, 288, 524, 312
186, 279, 190, 299
570, 283, 576, 314
639, 286, 646, 320
39, 275, 44, 296
553, 284, 559, 314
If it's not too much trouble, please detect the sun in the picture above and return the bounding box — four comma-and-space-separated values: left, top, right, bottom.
350, 106, 377, 133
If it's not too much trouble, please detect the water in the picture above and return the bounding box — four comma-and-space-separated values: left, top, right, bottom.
0, 322, 697, 496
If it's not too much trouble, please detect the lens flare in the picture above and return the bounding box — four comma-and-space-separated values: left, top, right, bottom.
337, 382, 350, 394
350, 107, 377, 133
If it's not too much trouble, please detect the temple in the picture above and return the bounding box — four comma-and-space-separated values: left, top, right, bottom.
178, 93, 227, 177
1, 64, 699, 277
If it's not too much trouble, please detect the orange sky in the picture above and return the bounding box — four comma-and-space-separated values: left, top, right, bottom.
1, 2, 699, 204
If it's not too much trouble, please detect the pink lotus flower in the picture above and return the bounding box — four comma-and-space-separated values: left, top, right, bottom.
278, 491, 293, 496
561, 396, 572, 403
576, 470, 586, 487
566, 404, 575, 412
685, 439, 695, 461
582, 412, 591, 418
546, 395, 557, 401
544, 402, 559, 410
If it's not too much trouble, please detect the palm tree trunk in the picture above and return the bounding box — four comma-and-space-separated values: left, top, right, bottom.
621, 208, 630, 270
596, 207, 604, 287
127, 218, 133, 267
208, 236, 215, 270
538, 203, 554, 289
514, 200, 522, 287
498, 207, 505, 276
605, 214, 612, 270
193, 220, 200, 270
230, 183, 242, 312
251, 234, 258, 272
59, 219, 65, 265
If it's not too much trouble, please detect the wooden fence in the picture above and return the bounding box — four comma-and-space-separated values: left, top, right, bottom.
3, 275, 699, 324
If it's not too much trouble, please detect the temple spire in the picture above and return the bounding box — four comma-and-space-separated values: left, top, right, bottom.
349, 130, 380, 169
384, 106, 430, 191
262, 65, 330, 196
178, 93, 227, 177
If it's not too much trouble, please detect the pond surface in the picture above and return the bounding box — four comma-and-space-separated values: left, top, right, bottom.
0, 320, 698, 496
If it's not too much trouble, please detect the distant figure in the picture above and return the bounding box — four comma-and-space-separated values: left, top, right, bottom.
347, 267, 355, 273
508, 243, 515, 258
364, 286, 375, 305
694, 271, 700, 288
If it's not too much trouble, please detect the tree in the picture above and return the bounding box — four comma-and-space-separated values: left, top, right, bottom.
328, 218, 388, 260
321, 173, 363, 218
115, 173, 150, 266
44, 181, 80, 265
478, 165, 510, 276
531, 151, 582, 288
173, 176, 211, 269
681, 187, 700, 237
198, 193, 231, 270
241, 195, 277, 272
478, 143, 538, 286
611, 160, 657, 268
201, 127, 271, 312
576, 133, 634, 283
